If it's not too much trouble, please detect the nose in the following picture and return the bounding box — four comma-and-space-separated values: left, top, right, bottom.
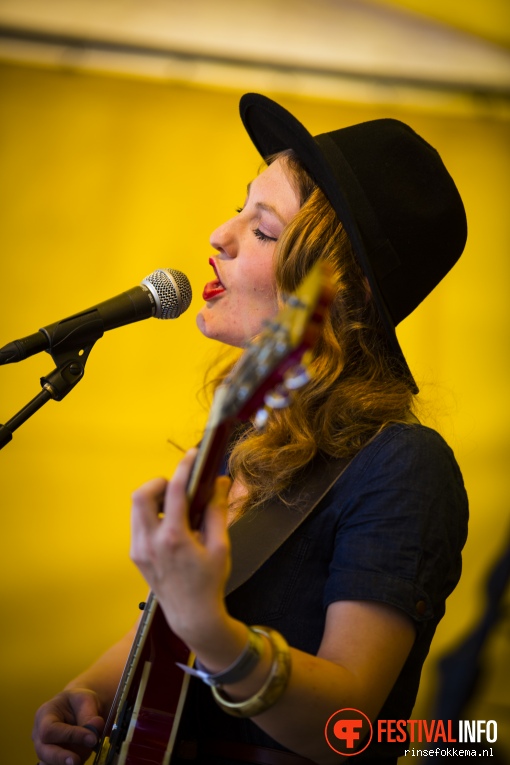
209, 214, 238, 258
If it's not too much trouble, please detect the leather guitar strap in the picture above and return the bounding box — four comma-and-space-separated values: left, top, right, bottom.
225, 453, 351, 595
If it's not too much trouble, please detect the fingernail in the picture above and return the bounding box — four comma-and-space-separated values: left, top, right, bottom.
65, 758, 74, 765
85, 733, 97, 747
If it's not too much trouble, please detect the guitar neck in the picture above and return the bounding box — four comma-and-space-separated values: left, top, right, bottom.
186, 385, 237, 529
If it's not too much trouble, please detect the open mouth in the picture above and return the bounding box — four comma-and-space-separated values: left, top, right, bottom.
202, 257, 226, 301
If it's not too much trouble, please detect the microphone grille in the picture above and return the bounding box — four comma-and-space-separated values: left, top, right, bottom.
142, 268, 192, 319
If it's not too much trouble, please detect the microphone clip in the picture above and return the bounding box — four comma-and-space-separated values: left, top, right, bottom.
0, 339, 98, 450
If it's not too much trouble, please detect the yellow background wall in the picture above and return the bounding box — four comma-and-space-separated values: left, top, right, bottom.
0, 62, 509, 762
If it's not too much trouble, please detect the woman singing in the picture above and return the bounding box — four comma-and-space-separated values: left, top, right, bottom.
33, 93, 468, 765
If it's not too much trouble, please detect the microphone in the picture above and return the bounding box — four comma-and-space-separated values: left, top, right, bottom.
0, 268, 192, 365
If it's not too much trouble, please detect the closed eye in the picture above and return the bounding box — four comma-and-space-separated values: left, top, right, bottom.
253, 228, 278, 243
236, 206, 278, 243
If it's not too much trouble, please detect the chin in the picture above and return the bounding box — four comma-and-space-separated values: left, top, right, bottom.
196, 311, 207, 337
196, 313, 249, 348
196, 312, 229, 344
195, 310, 219, 340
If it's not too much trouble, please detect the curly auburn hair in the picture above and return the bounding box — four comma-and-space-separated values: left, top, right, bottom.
223, 150, 416, 513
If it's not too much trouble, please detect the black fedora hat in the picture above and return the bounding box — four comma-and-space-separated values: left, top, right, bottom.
240, 93, 467, 392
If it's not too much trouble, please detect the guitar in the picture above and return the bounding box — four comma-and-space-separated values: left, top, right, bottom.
94, 261, 334, 765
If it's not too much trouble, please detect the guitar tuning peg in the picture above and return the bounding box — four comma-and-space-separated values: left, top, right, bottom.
253, 407, 269, 431
264, 386, 291, 410
285, 295, 306, 309
284, 365, 311, 390
261, 318, 280, 332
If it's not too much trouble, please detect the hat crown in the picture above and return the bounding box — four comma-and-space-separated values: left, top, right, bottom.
313, 118, 467, 325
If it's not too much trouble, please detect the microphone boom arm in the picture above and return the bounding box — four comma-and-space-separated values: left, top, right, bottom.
0, 339, 97, 450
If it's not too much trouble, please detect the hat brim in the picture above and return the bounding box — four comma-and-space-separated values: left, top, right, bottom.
239, 93, 418, 393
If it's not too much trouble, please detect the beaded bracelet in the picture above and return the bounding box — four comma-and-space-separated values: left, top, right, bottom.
176, 626, 265, 687
211, 626, 291, 718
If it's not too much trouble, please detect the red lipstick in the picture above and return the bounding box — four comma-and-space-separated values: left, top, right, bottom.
203, 258, 226, 301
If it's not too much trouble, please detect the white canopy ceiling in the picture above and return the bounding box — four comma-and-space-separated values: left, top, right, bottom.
0, 0, 509, 110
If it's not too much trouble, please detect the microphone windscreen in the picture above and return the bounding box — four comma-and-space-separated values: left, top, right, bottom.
142, 268, 192, 319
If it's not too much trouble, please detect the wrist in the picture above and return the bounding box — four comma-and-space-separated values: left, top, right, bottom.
178, 623, 293, 720
188, 614, 251, 675
179, 625, 266, 686
212, 626, 292, 717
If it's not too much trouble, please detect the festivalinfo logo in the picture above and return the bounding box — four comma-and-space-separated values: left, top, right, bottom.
324, 709, 498, 757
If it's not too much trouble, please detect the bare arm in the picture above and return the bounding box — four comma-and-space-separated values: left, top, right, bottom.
216, 602, 415, 763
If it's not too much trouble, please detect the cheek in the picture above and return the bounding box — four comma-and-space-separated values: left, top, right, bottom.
250, 285, 278, 314
244, 258, 277, 304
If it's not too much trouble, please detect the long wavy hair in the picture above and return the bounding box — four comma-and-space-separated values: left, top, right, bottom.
222, 150, 416, 513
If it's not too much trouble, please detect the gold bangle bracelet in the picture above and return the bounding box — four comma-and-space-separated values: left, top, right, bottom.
211, 625, 291, 718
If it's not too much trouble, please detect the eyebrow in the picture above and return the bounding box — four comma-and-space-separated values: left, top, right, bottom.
246, 182, 287, 226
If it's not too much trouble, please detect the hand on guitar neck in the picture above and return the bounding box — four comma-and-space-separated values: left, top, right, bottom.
129, 449, 259, 671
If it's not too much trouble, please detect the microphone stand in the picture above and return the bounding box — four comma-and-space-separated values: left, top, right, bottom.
0, 342, 97, 450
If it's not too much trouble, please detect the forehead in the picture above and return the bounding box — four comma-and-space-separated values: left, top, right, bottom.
248, 158, 301, 222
